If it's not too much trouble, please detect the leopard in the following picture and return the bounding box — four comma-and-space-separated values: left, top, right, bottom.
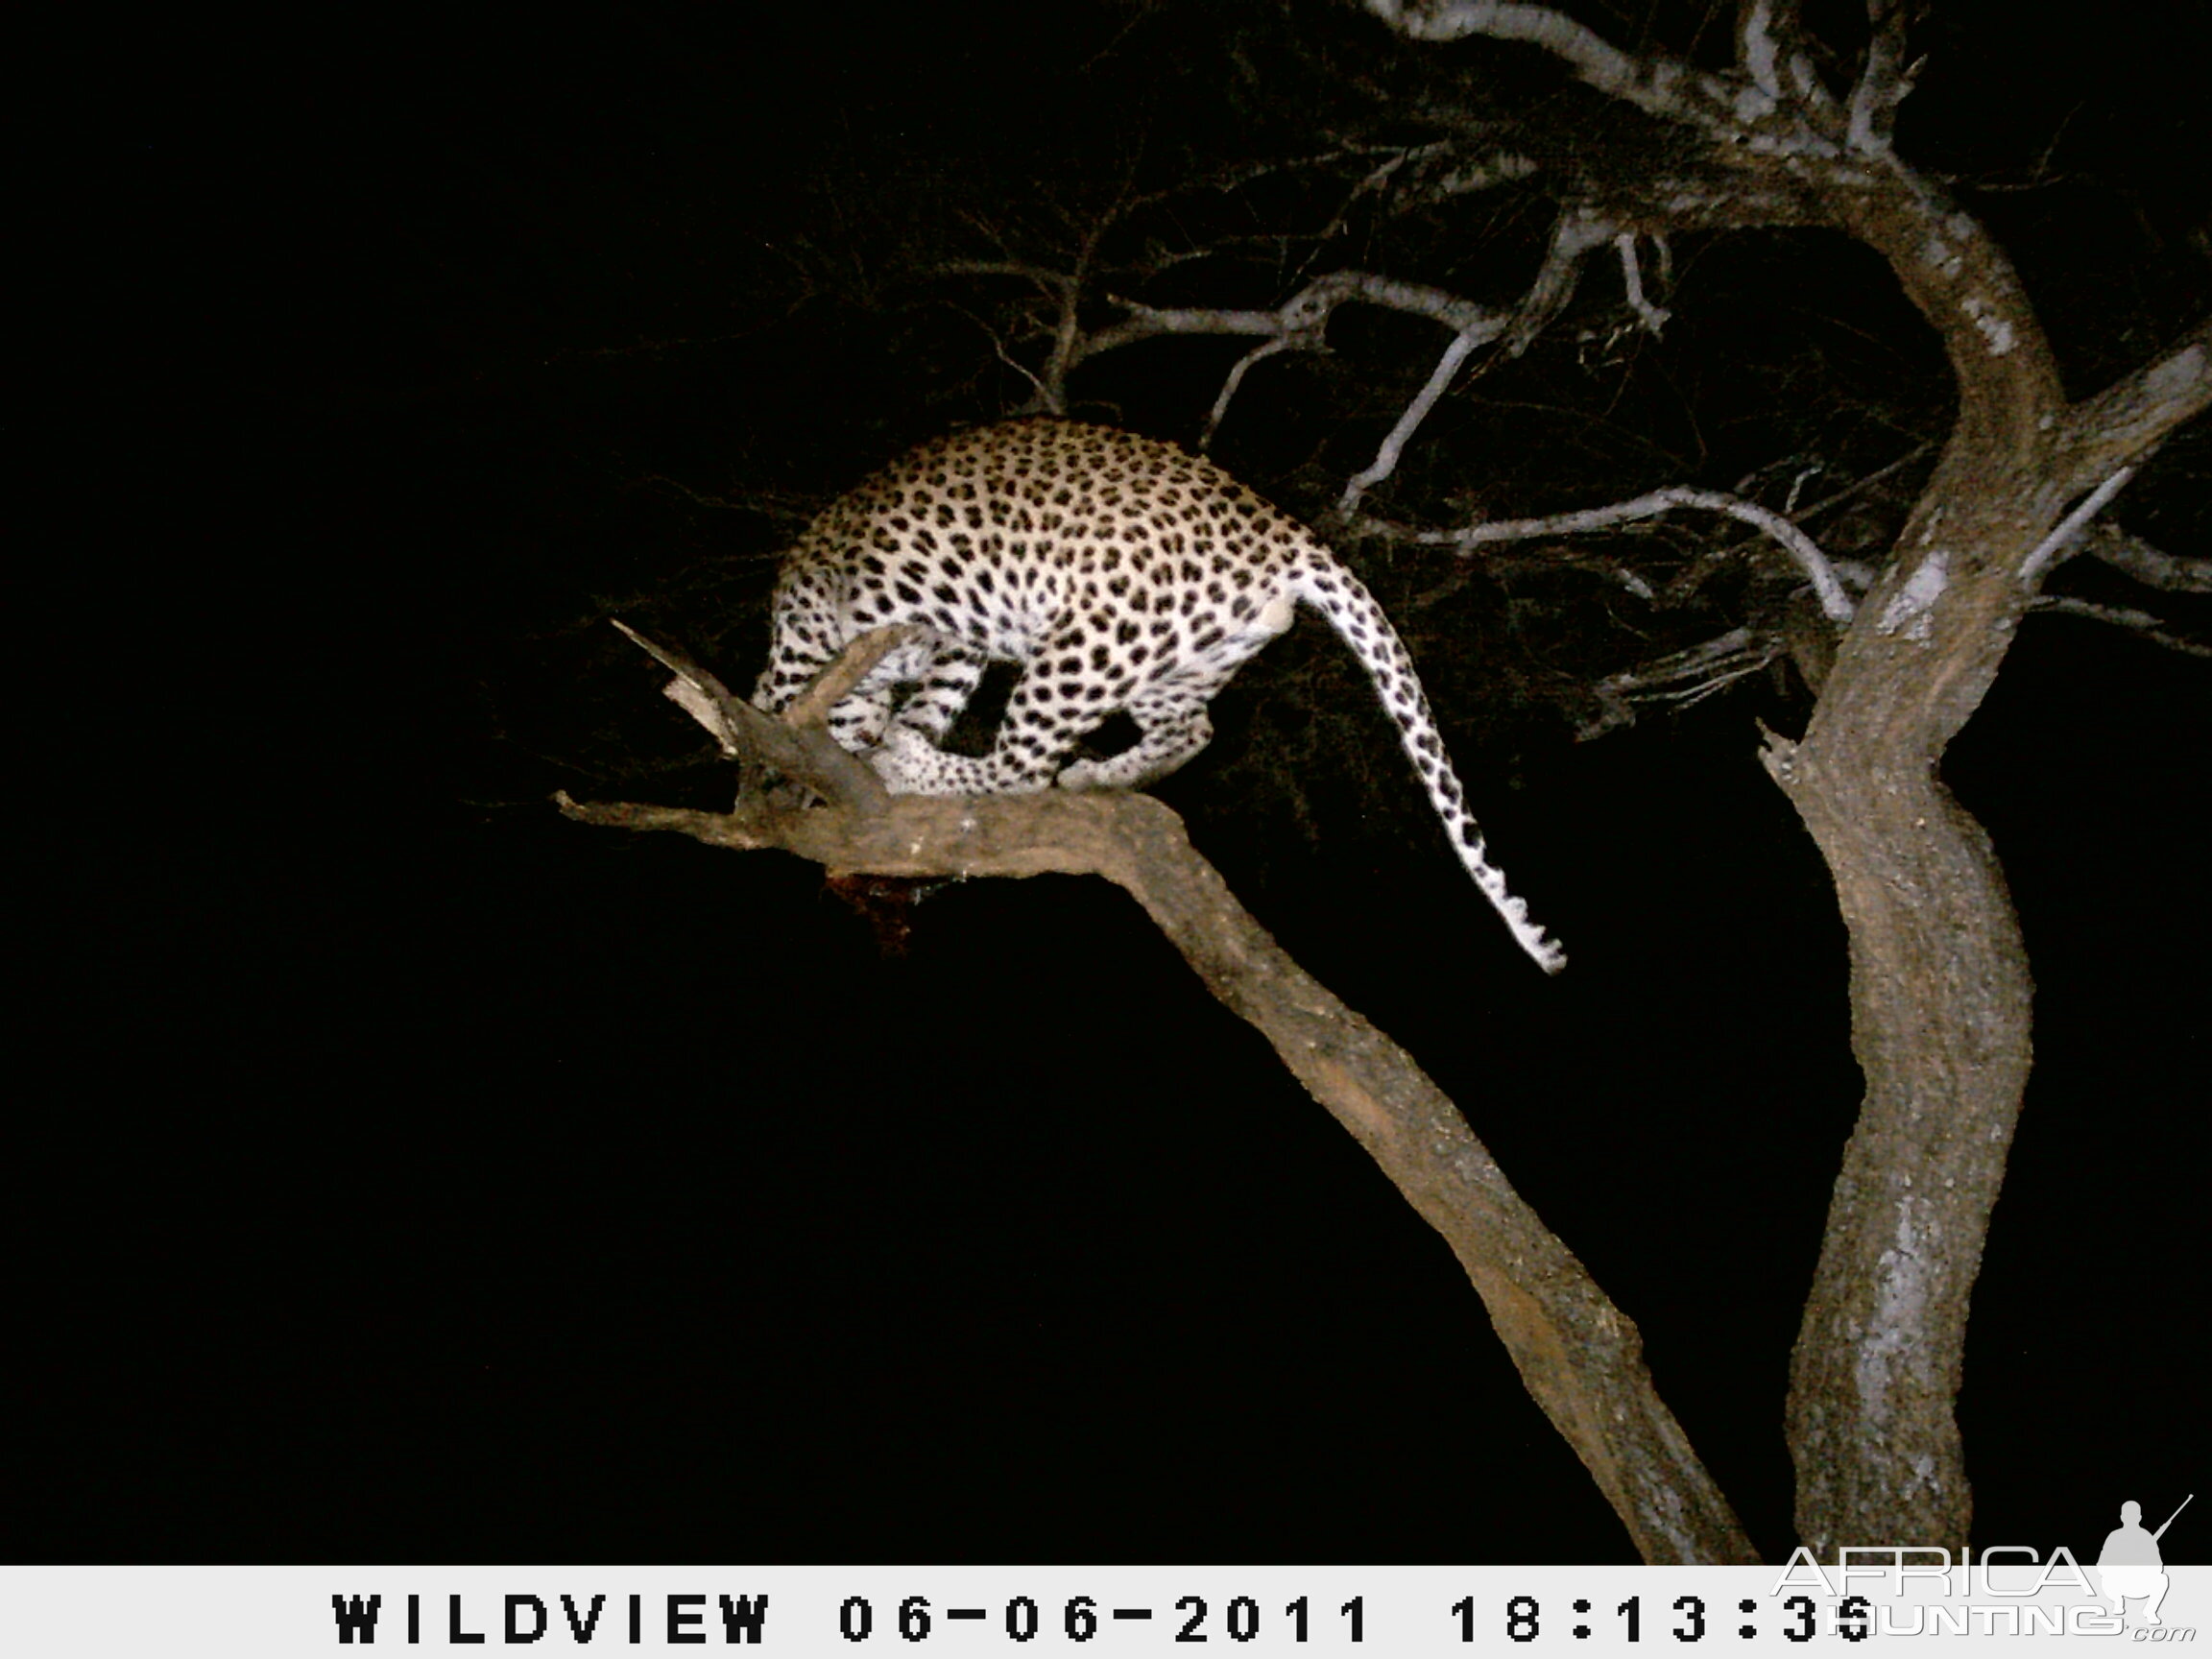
747, 419, 1565, 973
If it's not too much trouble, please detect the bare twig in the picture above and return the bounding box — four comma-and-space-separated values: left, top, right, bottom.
2030, 597, 2211, 659
1846, 0, 1917, 154
2017, 466, 2136, 588
935, 259, 1076, 298
1200, 337, 1295, 452
937, 297, 1057, 411
1787, 442, 1937, 525
1356, 484, 1857, 621
1338, 330, 1492, 516
1592, 626, 1783, 715
1334, 208, 1616, 513
1065, 270, 1509, 453
1615, 233, 1671, 335
1077, 269, 1502, 367
2080, 522, 2212, 593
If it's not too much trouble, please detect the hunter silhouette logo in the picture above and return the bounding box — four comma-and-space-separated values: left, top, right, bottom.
2098, 1494, 2191, 1626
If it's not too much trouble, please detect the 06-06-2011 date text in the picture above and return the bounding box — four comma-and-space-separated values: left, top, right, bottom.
827, 1590, 1869, 1644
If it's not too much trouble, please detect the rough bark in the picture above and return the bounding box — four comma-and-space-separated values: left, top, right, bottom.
1748, 181, 2067, 1556
1364, 0, 2212, 1560
1758, 479, 2044, 1561
1762, 209, 2208, 1564
561, 639, 1760, 1564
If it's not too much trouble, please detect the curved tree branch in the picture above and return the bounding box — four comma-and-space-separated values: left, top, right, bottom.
565, 630, 1762, 1564
1356, 484, 1859, 622
1371, 0, 2212, 1563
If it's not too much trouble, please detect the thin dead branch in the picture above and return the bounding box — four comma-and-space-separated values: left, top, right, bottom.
1354, 484, 1857, 621
2017, 467, 2138, 588
2081, 522, 2212, 593
2030, 597, 2210, 659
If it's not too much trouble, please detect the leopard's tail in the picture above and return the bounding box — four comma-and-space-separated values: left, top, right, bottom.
1294, 559, 1566, 974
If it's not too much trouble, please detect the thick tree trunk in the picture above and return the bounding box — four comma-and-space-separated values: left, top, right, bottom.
1361, 0, 2211, 1560
1765, 194, 2205, 1559
1760, 459, 2044, 1557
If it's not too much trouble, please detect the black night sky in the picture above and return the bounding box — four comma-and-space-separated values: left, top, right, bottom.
19, 4, 2208, 1567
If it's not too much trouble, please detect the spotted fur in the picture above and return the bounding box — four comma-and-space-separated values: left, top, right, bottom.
754, 420, 1565, 972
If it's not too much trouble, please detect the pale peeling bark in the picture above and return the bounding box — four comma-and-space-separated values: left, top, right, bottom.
1368, 0, 2212, 1559
563, 632, 1760, 1564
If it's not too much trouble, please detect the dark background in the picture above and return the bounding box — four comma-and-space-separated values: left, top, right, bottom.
17, 3, 2206, 1565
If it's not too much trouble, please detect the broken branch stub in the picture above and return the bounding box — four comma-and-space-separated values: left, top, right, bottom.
619, 619, 914, 812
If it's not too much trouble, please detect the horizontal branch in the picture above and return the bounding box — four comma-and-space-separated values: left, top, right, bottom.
1068, 268, 1512, 458
934, 259, 1076, 298
1364, 0, 1852, 157
2030, 596, 2210, 660
1074, 268, 1505, 368
2081, 522, 2212, 594
1355, 484, 1857, 621
1366, 1, 1699, 123
1576, 627, 1785, 736
1598, 626, 1775, 696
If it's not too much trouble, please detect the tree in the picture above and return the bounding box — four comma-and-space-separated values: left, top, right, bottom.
556, 1, 2207, 1562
